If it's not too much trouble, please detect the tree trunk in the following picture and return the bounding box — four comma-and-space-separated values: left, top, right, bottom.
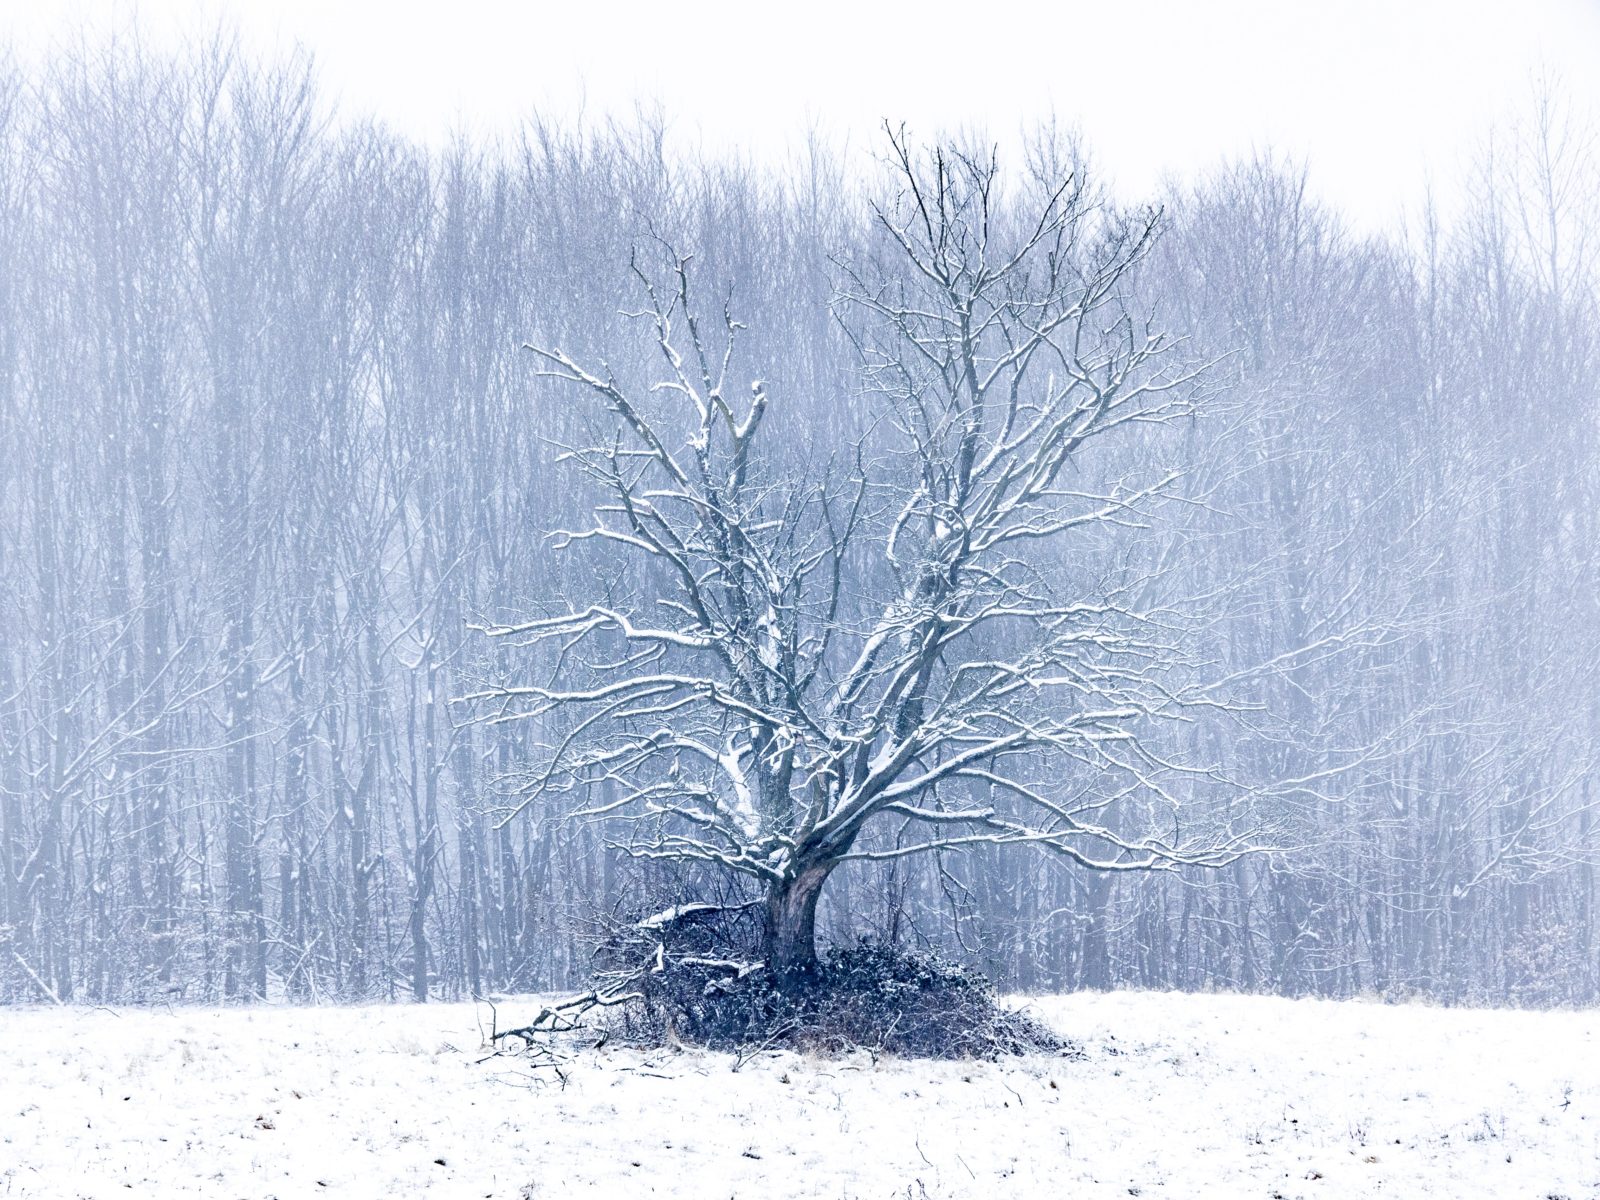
1080, 872, 1113, 990
765, 861, 832, 989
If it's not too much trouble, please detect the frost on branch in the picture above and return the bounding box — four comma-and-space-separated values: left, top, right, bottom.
465, 128, 1257, 1016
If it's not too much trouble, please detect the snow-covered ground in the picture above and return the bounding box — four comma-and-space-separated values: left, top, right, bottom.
0, 990, 1594, 1198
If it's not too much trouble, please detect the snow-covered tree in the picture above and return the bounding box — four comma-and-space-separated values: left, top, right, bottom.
471, 132, 1251, 985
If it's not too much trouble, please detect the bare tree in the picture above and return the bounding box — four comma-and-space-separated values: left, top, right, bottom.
470, 132, 1251, 986
4, 35, 1596, 1008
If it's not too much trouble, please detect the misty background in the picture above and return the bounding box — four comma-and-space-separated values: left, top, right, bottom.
1, 15, 1599, 1006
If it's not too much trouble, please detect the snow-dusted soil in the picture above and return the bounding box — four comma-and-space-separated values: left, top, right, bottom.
0, 991, 1594, 1199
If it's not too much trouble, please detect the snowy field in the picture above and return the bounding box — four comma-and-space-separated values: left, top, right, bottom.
0, 991, 1594, 1199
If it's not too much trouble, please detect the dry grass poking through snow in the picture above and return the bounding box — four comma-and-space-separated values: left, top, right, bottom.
0, 991, 1594, 1198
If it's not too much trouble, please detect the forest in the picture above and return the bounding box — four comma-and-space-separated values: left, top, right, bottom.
2, 35, 1598, 1011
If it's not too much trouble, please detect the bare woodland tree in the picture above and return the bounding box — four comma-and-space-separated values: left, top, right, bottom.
470, 134, 1252, 984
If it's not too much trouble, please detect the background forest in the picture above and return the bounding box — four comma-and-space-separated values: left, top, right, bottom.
2, 38, 1597, 1008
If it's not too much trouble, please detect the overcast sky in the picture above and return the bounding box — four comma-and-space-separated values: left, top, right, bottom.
7, 0, 1600, 232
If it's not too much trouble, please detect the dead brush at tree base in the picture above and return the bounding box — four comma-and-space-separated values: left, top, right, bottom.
580, 905, 1073, 1061
620, 941, 1073, 1060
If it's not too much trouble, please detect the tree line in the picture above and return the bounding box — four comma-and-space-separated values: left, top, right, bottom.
1, 38, 1596, 1005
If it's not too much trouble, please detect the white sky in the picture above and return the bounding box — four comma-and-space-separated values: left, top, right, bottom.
6, 0, 1600, 232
